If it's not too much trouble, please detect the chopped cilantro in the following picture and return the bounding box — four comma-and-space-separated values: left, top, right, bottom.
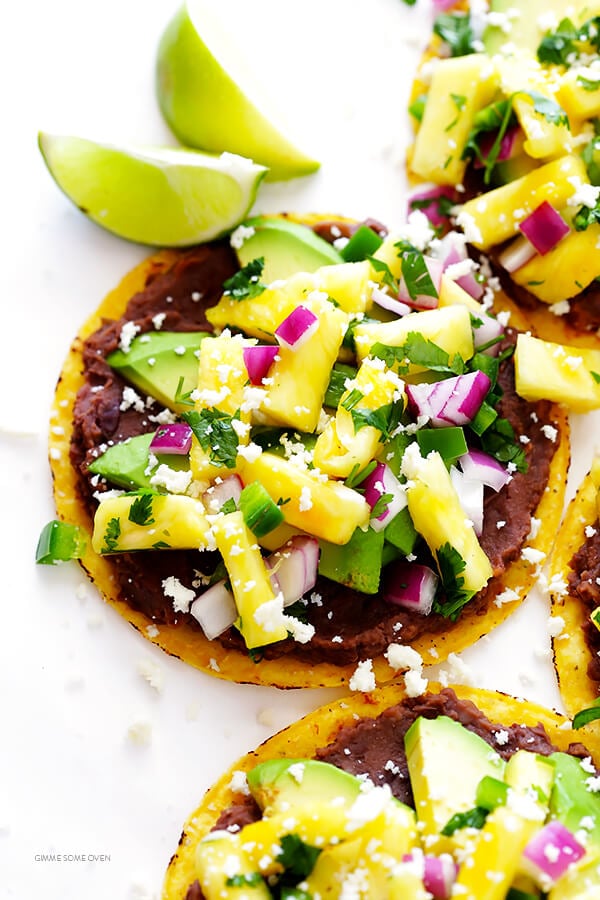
349, 402, 403, 442
409, 93, 427, 122
591, 371, 600, 384
394, 240, 439, 302
582, 131, 600, 185
433, 12, 475, 57
537, 17, 579, 65
248, 646, 265, 664
278, 834, 322, 881
520, 90, 569, 129
128, 492, 155, 527
367, 256, 398, 293
400, 0, 417, 5
573, 698, 600, 729
174, 375, 195, 407
573, 203, 600, 232
409, 193, 455, 223
340, 388, 364, 412
371, 491, 394, 519
101, 517, 121, 554
578, 75, 600, 92
451, 92, 467, 110
225, 873, 264, 888
152, 540, 171, 550
345, 459, 378, 489
371, 333, 466, 377
220, 497, 238, 514
281, 889, 312, 900
441, 806, 489, 836
222, 257, 267, 301
182, 408, 240, 468
433, 543, 475, 621
462, 99, 516, 185
480, 417, 527, 472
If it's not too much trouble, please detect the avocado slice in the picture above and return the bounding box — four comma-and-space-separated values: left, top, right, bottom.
247, 758, 367, 817
88, 432, 189, 491
550, 752, 600, 853
318, 525, 385, 594
106, 331, 210, 412
405, 715, 505, 851
235, 216, 343, 284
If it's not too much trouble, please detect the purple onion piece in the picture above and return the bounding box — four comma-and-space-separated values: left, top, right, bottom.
149, 423, 193, 455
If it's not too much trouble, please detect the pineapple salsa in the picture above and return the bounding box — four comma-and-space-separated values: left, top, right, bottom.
408, 0, 600, 334
43, 214, 588, 683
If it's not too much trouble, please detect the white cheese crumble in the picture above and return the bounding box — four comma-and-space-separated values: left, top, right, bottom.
494, 586, 521, 608
150, 464, 193, 495
229, 224, 256, 249
228, 770, 250, 796
298, 486, 313, 512
152, 312, 166, 330
127, 718, 152, 746
566, 176, 600, 209
547, 615, 566, 638
455, 210, 483, 246
385, 643, 423, 672
136, 658, 163, 692
349, 659, 376, 693
404, 669, 429, 698
119, 321, 140, 353
162, 576, 195, 614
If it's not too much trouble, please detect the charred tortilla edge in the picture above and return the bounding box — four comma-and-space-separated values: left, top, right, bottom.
48, 215, 569, 689
161, 680, 600, 899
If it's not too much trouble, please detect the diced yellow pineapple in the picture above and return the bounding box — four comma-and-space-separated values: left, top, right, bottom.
92, 493, 210, 554
514, 334, 600, 412
243, 805, 352, 854
358, 801, 418, 859
195, 834, 270, 900
402, 447, 493, 593
458, 155, 588, 249
453, 807, 533, 900
315, 260, 374, 313
388, 868, 430, 900
411, 55, 499, 185
511, 224, 600, 304
354, 305, 474, 375
261, 292, 348, 432
497, 57, 570, 159
256, 521, 304, 552
210, 510, 287, 649
558, 70, 600, 121
238, 452, 370, 545
302, 838, 367, 896
438, 274, 484, 313
313, 357, 404, 478
206, 270, 317, 340
371, 233, 405, 281
548, 851, 600, 900
189, 331, 255, 482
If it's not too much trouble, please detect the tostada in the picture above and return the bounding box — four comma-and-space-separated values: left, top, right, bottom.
407, 0, 600, 347
41, 212, 574, 689
163, 681, 600, 899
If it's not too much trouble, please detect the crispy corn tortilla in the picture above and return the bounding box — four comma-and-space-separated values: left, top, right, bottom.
550, 466, 600, 717
48, 213, 569, 689
162, 680, 600, 898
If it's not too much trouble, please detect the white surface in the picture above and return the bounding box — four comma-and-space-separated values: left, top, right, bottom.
2, 1, 599, 898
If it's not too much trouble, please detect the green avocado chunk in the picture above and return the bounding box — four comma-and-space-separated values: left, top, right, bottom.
235, 216, 343, 283
88, 432, 189, 491
550, 751, 600, 853
106, 330, 210, 412
247, 758, 372, 817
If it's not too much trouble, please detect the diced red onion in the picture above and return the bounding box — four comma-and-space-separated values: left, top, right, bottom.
518, 201, 570, 256
149, 423, 192, 455
360, 462, 408, 532
432, 233, 483, 301
266, 535, 319, 606
472, 311, 504, 356
450, 466, 484, 536
498, 234, 537, 273
406, 371, 491, 427
371, 286, 412, 318
243, 345, 279, 385
522, 822, 586, 888
383, 561, 439, 616
190, 580, 237, 640
403, 852, 458, 899
474, 125, 521, 169
275, 305, 319, 350
458, 449, 510, 492
407, 185, 457, 229
398, 256, 443, 310
202, 474, 243, 513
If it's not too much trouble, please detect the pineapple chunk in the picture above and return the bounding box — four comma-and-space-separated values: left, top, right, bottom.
453, 807, 533, 899
514, 334, 600, 412
558, 70, 600, 121
354, 305, 474, 375
238, 452, 370, 545
189, 331, 255, 483
458, 155, 588, 249
195, 833, 270, 899
549, 852, 600, 900
313, 357, 404, 478
92, 493, 210, 554
261, 292, 348, 432
402, 446, 493, 594
315, 260, 374, 313
206, 270, 317, 340
210, 510, 287, 649
511, 224, 600, 304
242, 805, 353, 856
438, 274, 484, 313
388, 869, 430, 900
411, 54, 499, 185
371, 233, 405, 282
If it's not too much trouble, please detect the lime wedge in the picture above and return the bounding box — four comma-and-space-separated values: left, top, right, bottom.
156, 1, 320, 182
38, 133, 268, 246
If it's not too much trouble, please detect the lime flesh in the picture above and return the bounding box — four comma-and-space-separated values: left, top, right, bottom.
38, 133, 268, 247
156, 1, 320, 181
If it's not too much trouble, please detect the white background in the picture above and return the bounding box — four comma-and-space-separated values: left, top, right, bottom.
2, 1, 599, 897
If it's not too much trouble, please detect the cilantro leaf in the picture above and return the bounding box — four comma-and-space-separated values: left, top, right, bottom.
222, 257, 266, 301
394, 240, 439, 302
537, 17, 579, 65
433, 12, 475, 57
519, 90, 569, 129
128, 492, 155, 527
433, 543, 475, 621
101, 517, 121, 554
367, 256, 398, 293
182, 408, 240, 468
220, 497, 238, 515
371, 491, 394, 519
573, 698, 600, 729
225, 873, 264, 888
345, 459, 378, 489
462, 99, 517, 185
591, 371, 600, 384
480, 417, 528, 473
441, 806, 488, 836
573, 203, 600, 232
578, 75, 600, 92
278, 834, 321, 881
371, 333, 466, 377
